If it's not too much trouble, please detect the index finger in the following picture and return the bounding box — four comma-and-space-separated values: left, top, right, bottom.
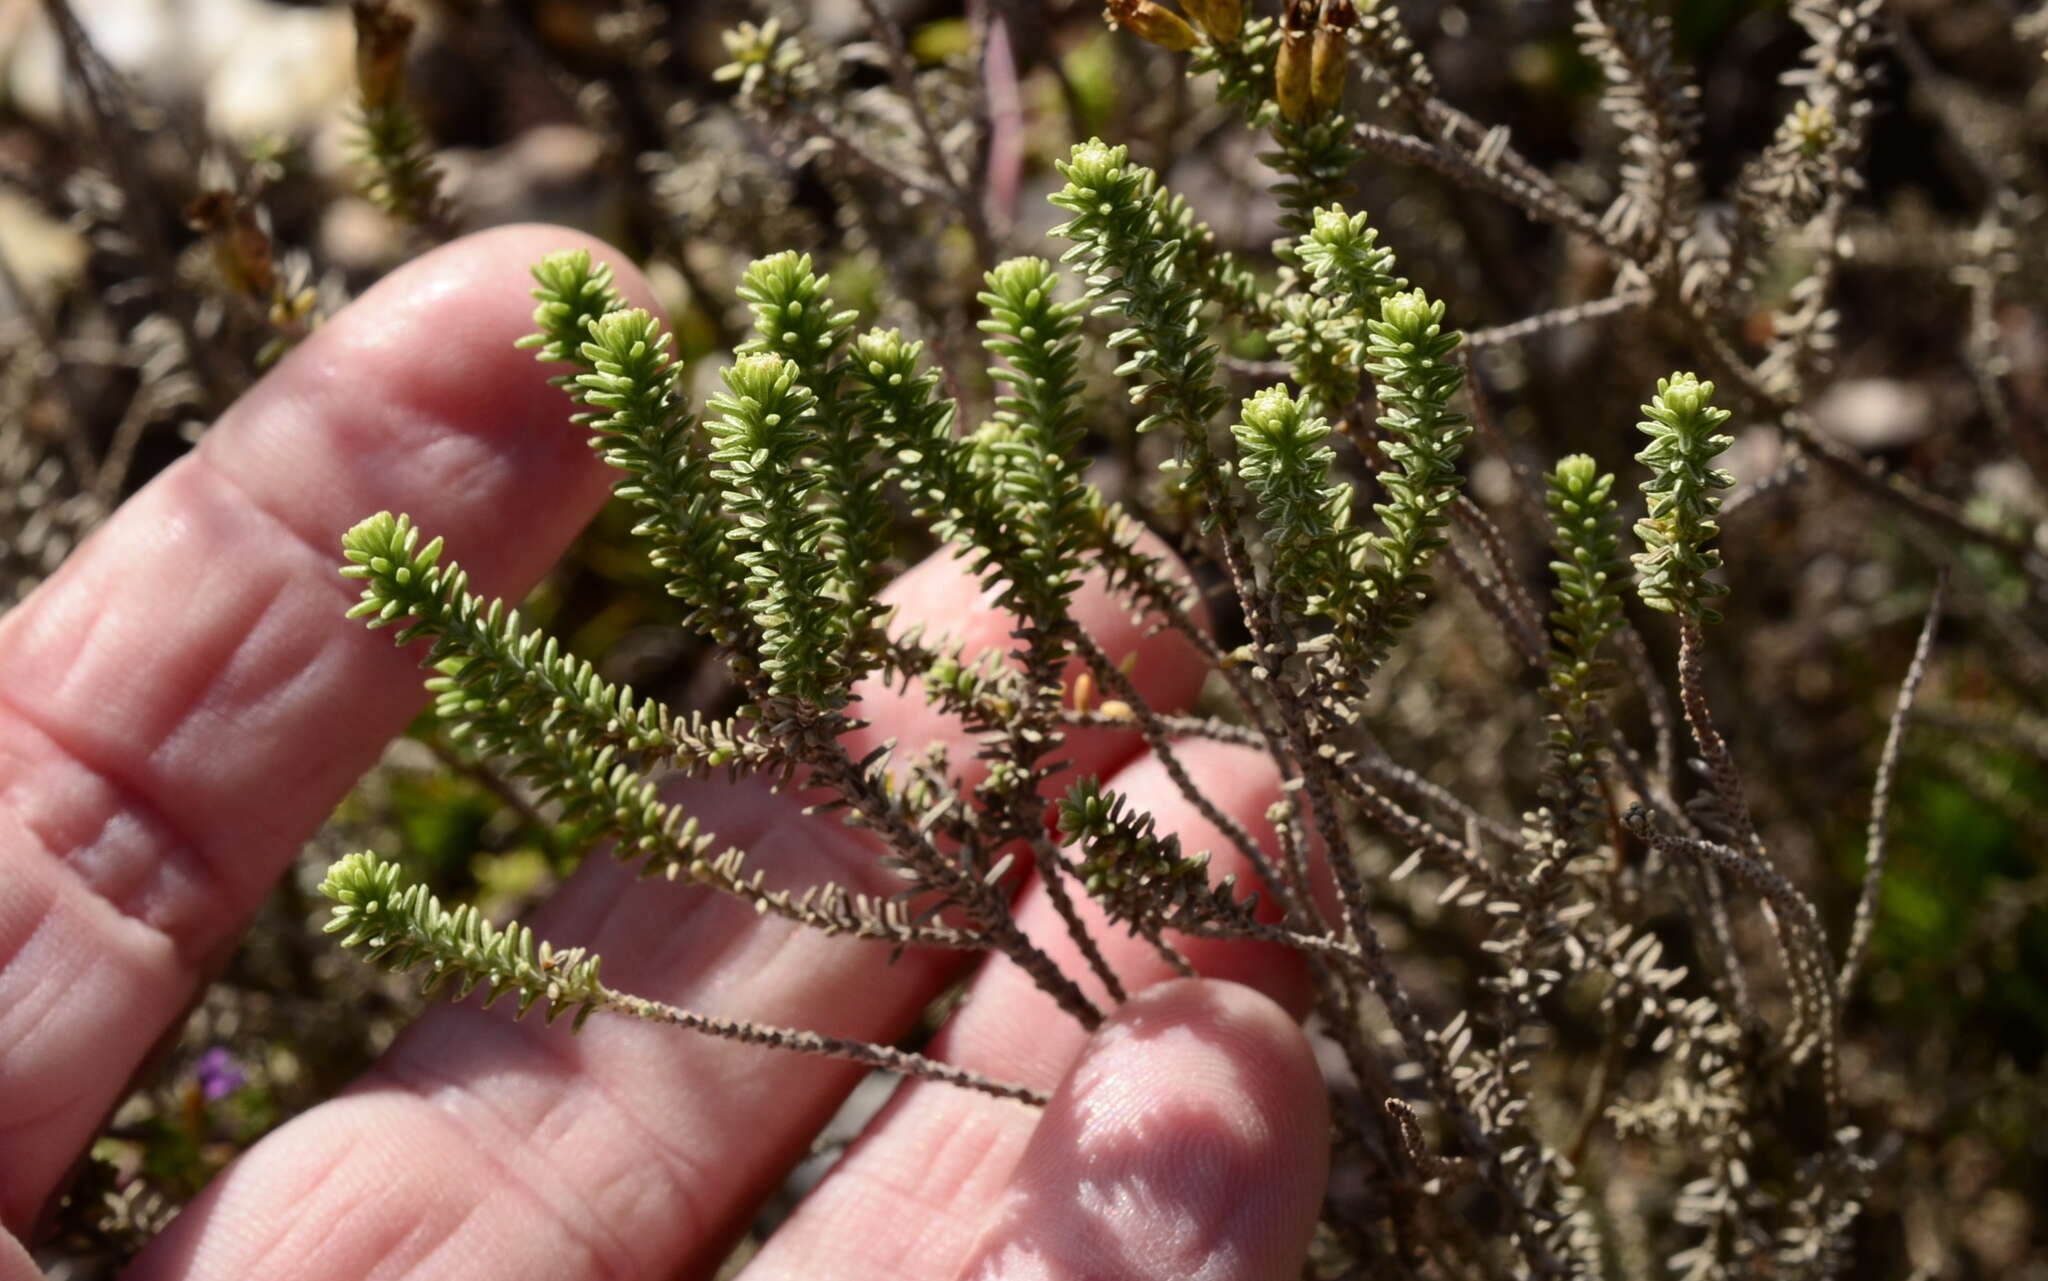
0, 225, 653, 1233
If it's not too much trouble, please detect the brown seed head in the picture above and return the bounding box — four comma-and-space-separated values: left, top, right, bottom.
1311, 0, 1356, 113
351, 0, 416, 111
186, 191, 276, 301
1275, 0, 1319, 124
1179, 0, 1243, 45
1105, 0, 1200, 52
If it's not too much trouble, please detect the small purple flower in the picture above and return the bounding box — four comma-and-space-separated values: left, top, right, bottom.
194, 1047, 245, 1101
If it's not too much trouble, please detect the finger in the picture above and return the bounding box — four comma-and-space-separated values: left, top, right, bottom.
0, 1230, 35, 1281
128, 552, 1209, 1281
0, 224, 654, 1232
744, 737, 1308, 1281
958, 980, 1327, 1281
838, 542, 1204, 796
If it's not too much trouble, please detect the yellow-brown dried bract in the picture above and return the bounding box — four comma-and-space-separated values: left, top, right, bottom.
1106, 0, 1200, 52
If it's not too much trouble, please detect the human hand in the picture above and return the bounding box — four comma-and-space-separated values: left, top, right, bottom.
0, 227, 1328, 1281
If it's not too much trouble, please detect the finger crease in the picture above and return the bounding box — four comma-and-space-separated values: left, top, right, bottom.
377, 1031, 711, 1279
0, 687, 233, 970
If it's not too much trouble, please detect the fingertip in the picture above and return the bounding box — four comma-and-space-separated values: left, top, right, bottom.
1103, 740, 1315, 1019
961, 979, 1328, 1281
1080, 979, 1329, 1161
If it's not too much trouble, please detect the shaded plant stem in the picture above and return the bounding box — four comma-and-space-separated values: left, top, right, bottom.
1444, 535, 1545, 669
1837, 572, 1945, 1006
1349, 120, 1606, 246
1672, 618, 1766, 1031
1624, 807, 1839, 1121
1346, 744, 1520, 852
1327, 757, 1508, 899
1616, 623, 1678, 796
1070, 626, 1303, 915
804, 729, 1104, 1029
1027, 827, 1130, 1003
1676, 619, 1764, 862
1061, 708, 1263, 749
1465, 290, 1654, 351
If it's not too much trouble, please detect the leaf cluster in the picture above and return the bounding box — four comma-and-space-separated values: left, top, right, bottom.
319, 851, 605, 1027
296, 8, 1981, 1276
1632, 372, 1734, 622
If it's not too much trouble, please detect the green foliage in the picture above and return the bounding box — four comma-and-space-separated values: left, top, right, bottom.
1542, 454, 1628, 806
737, 250, 858, 365
712, 18, 812, 103
735, 252, 891, 648
318, 851, 605, 1026
1188, 5, 1357, 238
706, 354, 854, 708
1057, 779, 1213, 910
1266, 114, 1361, 241
520, 249, 625, 373
974, 257, 1092, 625
340, 512, 748, 873
1632, 372, 1735, 621
327, 144, 1886, 1281
519, 253, 739, 640
351, 100, 446, 229
1190, 13, 1281, 116
845, 325, 984, 552
530, 251, 893, 710
578, 310, 695, 461
23, 0, 2042, 1265
1361, 288, 1472, 645
1230, 384, 1357, 619
1544, 455, 1627, 719
1268, 291, 1356, 416
1298, 205, 1404, 320
296, 9, 1998, 1267
1270, 204, 1405, 412
1050, 140, 1230, 521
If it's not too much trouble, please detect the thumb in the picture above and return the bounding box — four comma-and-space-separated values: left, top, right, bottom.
955, 979, 1329, 1281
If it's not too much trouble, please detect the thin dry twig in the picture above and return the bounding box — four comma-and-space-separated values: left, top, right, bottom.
1837, 572, 1946, 1005
608, 986, 1047, 1105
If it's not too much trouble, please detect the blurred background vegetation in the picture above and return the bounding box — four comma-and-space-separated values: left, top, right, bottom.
0, 0, 2042, 1275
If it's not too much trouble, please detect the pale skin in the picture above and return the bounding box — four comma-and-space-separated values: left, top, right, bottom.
0, 226, 1330, 1281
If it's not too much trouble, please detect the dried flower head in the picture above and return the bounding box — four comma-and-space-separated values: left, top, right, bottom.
1105, 0, 1200, 52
